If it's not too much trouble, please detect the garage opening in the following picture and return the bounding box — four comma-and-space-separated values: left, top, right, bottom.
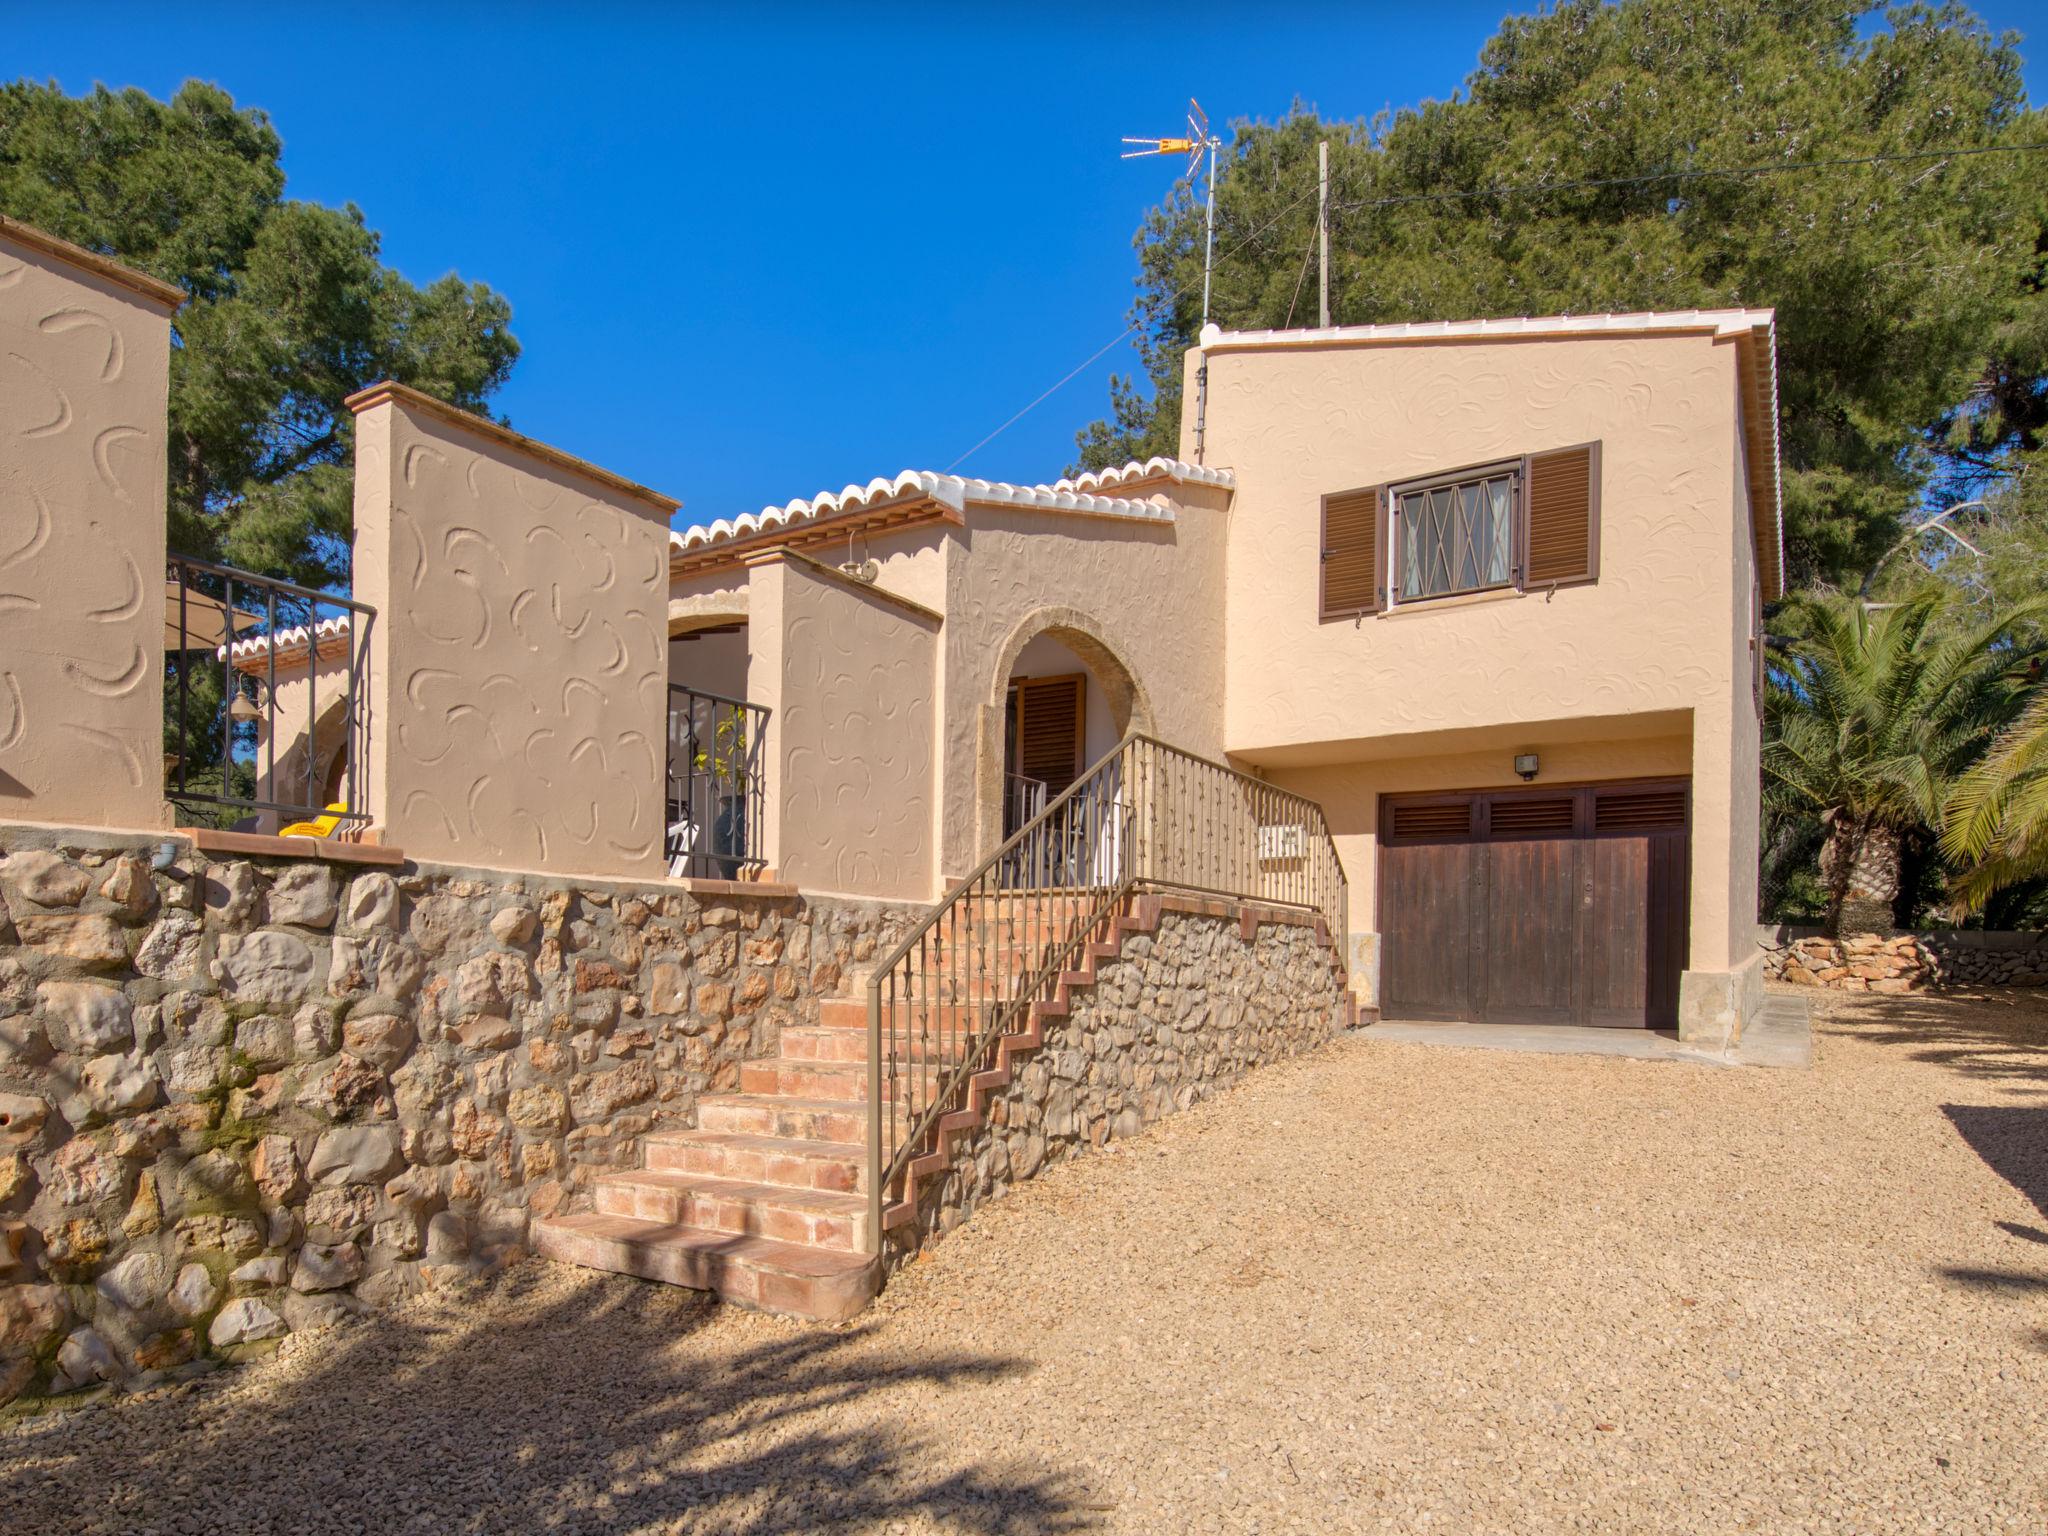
1379, 779, 1689, 1029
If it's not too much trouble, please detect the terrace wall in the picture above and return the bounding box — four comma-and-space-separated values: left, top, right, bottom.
0, 826, 920, 1405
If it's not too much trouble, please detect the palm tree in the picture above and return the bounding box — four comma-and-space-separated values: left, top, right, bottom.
1763, 589, 2046, 934
1942, 681, 2048, 911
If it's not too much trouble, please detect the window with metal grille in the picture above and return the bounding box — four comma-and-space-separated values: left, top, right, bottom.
1393, 464, 1519, 602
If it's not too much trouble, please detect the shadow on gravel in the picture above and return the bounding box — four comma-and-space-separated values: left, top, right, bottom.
1817, 990, 2048, 1087
1943, 1104, 2048, 1221
4, 1266, 1099, 1536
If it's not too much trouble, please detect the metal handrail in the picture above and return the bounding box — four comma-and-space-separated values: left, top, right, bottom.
865, 732, 1348, 1251
166, 554, 377, 831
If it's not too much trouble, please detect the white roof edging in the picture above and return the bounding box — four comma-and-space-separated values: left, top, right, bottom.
671, 456, 1230, 556
1198, 308, 1776, 352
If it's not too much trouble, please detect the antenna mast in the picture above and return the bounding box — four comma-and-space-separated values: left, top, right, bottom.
1123, 99, 1223, 462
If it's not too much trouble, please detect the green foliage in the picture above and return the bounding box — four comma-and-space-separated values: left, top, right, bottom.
1943, 689, 2048, 905
1076, 1, 2044, 590
0, 79, 520, 590
1763, 586, 2046, 922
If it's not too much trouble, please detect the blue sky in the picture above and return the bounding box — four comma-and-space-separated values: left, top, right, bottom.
9, 3, 2046, 532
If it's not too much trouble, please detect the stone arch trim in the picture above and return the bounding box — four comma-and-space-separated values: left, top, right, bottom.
667, 593, 748, 637
986, 605, 1155, 736
974, 606, 1156, 862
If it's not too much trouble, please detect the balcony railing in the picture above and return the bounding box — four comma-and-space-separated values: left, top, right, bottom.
165, 555, 375, 834
666, 683, 770, 881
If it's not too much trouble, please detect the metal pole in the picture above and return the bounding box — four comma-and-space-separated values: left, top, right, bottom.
1317, 139, 1331, 329
1194, 133, 1218, 464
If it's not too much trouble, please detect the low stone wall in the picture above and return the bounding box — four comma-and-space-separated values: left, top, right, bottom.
895, 900, 1349, 1258
1766, 930, 2048, 992
0, 825, 918, 1406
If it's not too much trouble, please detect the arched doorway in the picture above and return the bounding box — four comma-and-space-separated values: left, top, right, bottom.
977, 608, 1153, 860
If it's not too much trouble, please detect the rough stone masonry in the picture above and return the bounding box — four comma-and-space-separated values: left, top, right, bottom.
0, 829, 921, 1406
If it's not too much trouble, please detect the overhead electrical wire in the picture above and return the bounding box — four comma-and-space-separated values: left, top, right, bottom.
943, 138, 2048, 475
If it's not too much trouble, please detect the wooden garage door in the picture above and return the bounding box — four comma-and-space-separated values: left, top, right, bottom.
1379, 780, 1689, 1029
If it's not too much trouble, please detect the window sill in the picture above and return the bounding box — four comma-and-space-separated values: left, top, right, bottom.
1379, 585, 1528, 620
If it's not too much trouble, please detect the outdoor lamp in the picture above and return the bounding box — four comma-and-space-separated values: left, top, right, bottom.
1513, 753, 1540, 781
229, 681, 262, 724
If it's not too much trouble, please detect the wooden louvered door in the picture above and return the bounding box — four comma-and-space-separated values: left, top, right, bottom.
1582, 784, 1690, 1028
1378, 797, 1478, 1020
1008, 674, 1085, 796
1480, 793, 1581, 1024
1380, 779, 1689, 1029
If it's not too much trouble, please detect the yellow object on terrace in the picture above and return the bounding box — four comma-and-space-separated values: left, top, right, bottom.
278, 803, 347, 839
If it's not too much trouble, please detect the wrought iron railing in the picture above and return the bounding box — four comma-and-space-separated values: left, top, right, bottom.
166, 555, 375, 833
666, 683, 769, 880
865, 733, 1347, 1250
1002, 771, 1047, 837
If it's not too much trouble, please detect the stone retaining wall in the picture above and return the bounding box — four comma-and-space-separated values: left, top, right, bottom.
895, 903, 1348, 1258
0, 826, 919, 1407
1766, 931, 2048, 992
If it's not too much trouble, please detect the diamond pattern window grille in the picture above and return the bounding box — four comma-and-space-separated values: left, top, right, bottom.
1397, 470, 1517, 601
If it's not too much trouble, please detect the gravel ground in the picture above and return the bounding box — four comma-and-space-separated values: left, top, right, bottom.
5, 986, 2046, 1535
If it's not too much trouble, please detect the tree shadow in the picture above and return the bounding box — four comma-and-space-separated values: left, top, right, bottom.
1943, 1103, 2048, 1222
0, 1265, 1100, 1535
1810, 988, 2048, 1088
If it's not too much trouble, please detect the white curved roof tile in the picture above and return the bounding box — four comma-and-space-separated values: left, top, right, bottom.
670, 457, 1232, 556
219, 613, 354, 671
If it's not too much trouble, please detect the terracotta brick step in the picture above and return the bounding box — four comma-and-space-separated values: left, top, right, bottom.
696, 1093, 868, 1144
816, 997, 996, 1031
741, 1058, 894, 1102
532, 1213, 877, 1322
644, 1130, 866, 1193
593, 1170, 872, 1251
782, 1025, 968, 1065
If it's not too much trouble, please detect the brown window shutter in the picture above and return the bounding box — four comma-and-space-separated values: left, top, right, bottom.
1015, 675, 1084, 794
1522, 442, 1599, 588
1320, 485, 1383, 619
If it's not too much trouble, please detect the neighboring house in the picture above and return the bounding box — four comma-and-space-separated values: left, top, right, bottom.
656, 308, 1779, 1040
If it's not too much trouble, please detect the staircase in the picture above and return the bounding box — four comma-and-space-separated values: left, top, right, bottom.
530, 986, 889, 1322
534, 734, 1352, 1322
531, 892, 1127, 1321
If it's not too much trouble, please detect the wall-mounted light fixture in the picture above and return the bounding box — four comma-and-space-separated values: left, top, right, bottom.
1513, 752, 1540, 782
228, 678, 264, 724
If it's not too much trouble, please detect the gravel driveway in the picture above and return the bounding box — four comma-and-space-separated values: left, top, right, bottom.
5, 987, 2045, 1534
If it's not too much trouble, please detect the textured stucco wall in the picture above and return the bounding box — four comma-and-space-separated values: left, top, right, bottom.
678, 491, 1228, 889
666, 626, 748, 700
351, 395, 671, 879
0, 230, 173, 831
938, 491, 1231, 877
747, 554, 937, 900
248, 645, 358, 832
1196, 332, 1757, 986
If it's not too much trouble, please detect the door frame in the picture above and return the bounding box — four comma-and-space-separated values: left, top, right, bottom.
1377, 775, 1692, 1029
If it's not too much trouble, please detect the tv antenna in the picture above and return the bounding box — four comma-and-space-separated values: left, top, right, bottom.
1124, 100, 1223, 461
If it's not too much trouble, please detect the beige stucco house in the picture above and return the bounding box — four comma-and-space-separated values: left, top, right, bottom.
219, 305, 1778, 1043
653, 308, 1778, 1040
1, 217, 1780, 1333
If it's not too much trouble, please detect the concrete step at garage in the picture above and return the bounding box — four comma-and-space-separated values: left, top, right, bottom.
593, 1169, 872, 1251
531, 1214, 877, 1322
